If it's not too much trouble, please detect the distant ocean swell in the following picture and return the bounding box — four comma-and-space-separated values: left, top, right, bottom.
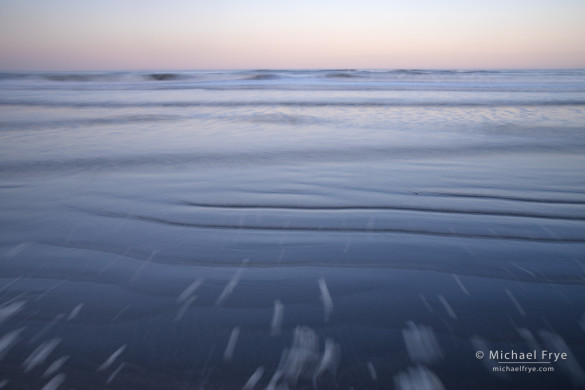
2, 99, 585, 108
0, 69, 583, 81
0, 70, 512, 82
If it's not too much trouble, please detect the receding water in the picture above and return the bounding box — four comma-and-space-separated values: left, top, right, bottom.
1, 69, 585, 389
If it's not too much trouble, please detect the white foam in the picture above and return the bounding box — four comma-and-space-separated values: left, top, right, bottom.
174, 296, 197, 322
216, 266, 245, 306
223, 327, 240, 362
313, 338, 341, 385
0, 301, 25, 325
318, 278, 333, 322
394, 365, 445, 390
107, 363, 126, 384
3, 242, 33, 259
43, 355, 69, 378
367, 362, 377, 380
505, 289, 526, 316
438, 295, 456, 320
131, 250, 157, 282
403, 321, 443, 364
177, 278, 203, 303
41, 373, 65, 390
242, 366, 264, 390
23, 338, 61, 373
97, 345, 126, 372
270, 300, 284, 336
0, 328, 23, 360
279, 326, 320, 386
66, 304, 83, 321
452, 275, 469, 295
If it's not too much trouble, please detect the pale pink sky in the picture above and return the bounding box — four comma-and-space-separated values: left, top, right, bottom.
1, 0, 584, 70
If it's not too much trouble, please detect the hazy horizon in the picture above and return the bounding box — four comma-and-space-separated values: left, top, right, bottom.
2, 66, 585, 73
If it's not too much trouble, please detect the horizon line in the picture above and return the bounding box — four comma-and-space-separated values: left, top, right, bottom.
2, 66, 585, 73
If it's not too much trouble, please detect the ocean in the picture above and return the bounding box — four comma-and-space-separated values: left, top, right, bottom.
1, 69, 584, 389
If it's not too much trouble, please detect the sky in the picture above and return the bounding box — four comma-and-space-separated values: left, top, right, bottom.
0, 0, 584, 70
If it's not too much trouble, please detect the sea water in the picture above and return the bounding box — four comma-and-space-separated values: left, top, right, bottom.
1, 69, 585, 389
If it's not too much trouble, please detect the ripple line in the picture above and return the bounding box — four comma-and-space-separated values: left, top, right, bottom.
181, 201, 585, 221
96, 211, 585, 243
423, 192, 585, 205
